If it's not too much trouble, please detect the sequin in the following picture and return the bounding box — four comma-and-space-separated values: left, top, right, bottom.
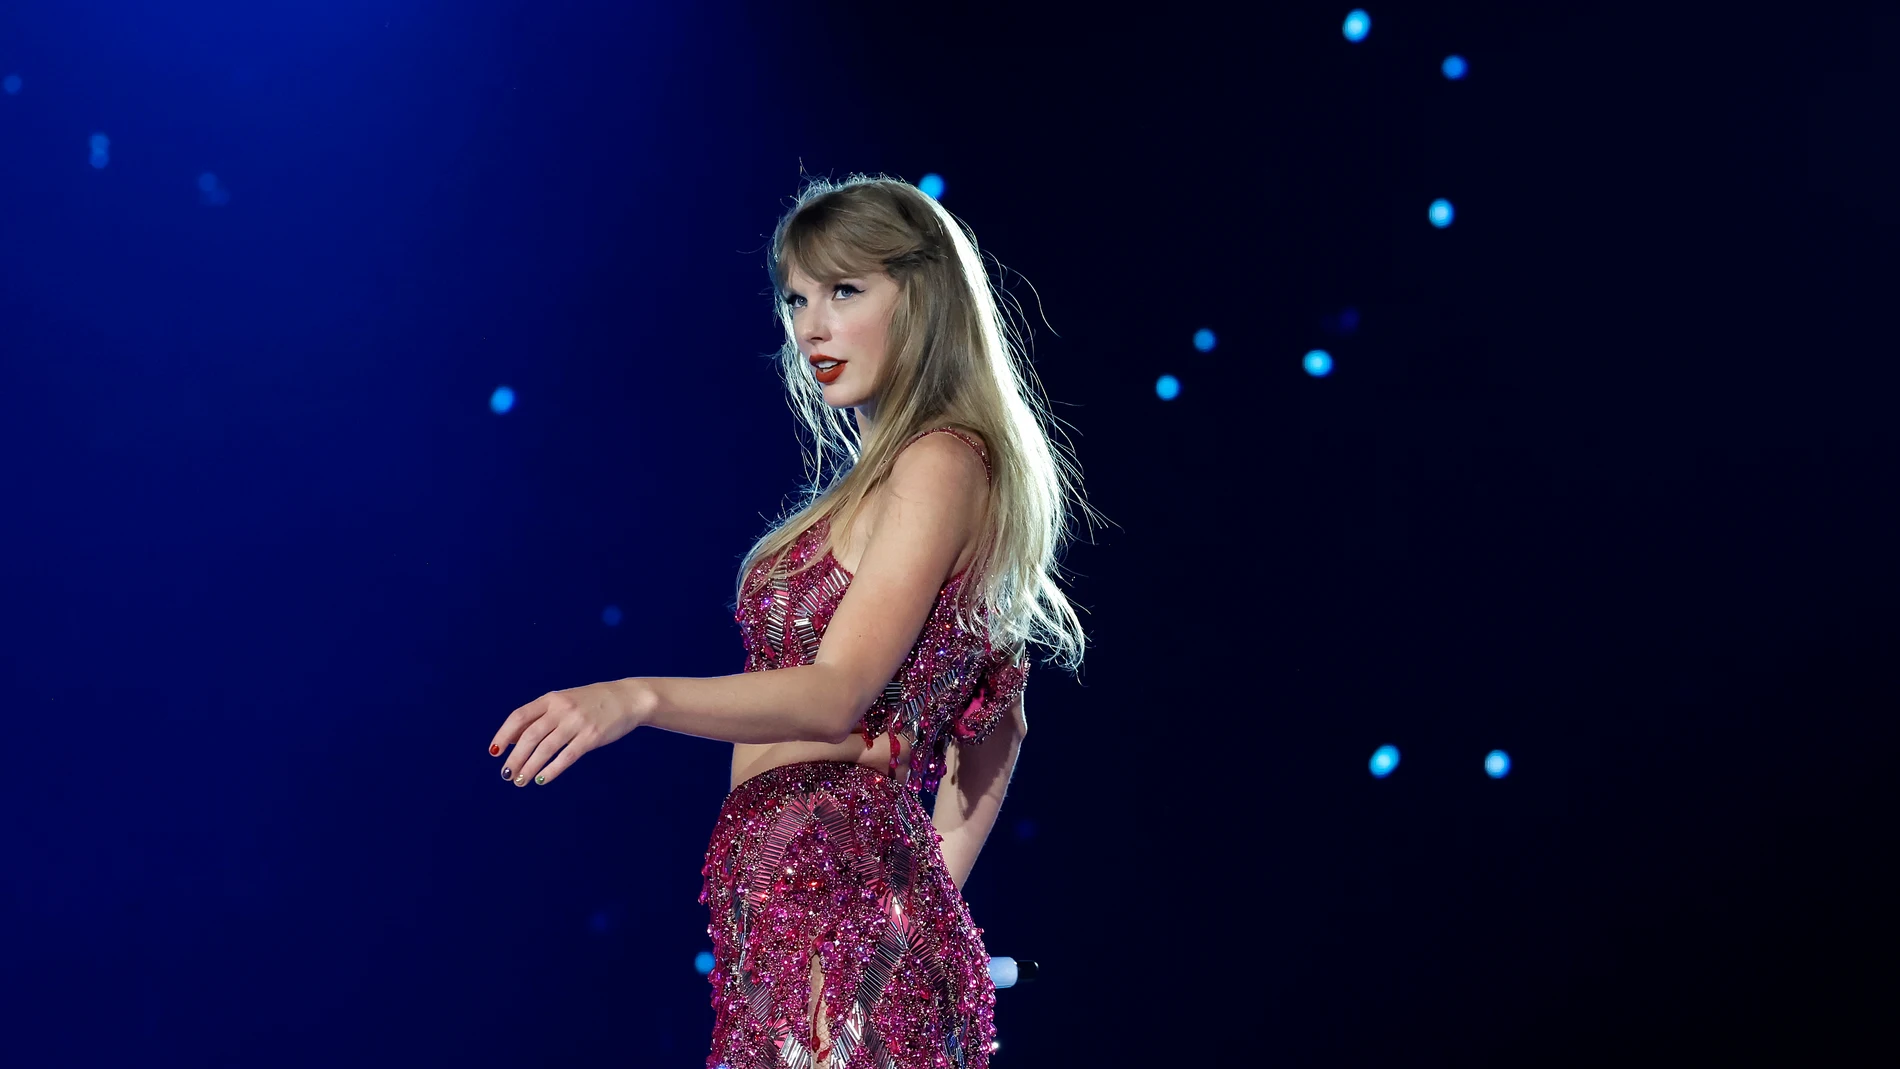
704, 428, 1026, 1068
701, 760, 993, 1069
732, 427, 1029, 795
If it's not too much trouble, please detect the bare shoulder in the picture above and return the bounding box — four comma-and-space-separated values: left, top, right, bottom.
888, 428, 989, 506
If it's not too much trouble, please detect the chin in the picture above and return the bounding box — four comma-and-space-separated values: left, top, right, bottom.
819, 383, 871, 409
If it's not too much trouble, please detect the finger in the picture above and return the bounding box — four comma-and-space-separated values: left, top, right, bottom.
501, 715, 558, 784
512, 721, 579, 787
530, 736, 590, 786
490, 693, 549, 756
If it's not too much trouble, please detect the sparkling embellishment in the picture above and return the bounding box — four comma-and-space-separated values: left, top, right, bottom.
733, 427, 1029, 795
706, 428, 1026, 1067
701, 760, 995, 1069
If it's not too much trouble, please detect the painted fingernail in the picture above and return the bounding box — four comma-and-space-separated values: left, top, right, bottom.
514, 776, 526, 786
501, 767, 511, 779
489, 744, 501, 756
534, 775, 546, 785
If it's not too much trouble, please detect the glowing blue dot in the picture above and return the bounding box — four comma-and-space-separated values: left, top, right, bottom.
1193, 328, 1217, 352
1155, 374, 1181, 401
1338, 307, 1360, 334
918, 173, 945, 200
694, 950, 716, 975
3, 74, 21, 95
1013, 817, 1037, 841
1442, 55, 1468, 80
1343, 9, 1371, 42
1485, 750, 1511, 778
602, 605, 623, 627
1303, 350, 1333, 377
89, 133, 110, 169
490, 385, 516, 414
198, 172, 230, 206
1369, 744, 1400, 777
1429, 198, 1455, 228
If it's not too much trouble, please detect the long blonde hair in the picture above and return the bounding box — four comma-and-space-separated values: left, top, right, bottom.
734, 173, 1094, 671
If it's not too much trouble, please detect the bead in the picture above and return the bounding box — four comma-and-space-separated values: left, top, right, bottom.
711, 427, 1022, 1067
736, 508, 1029, 794
701, 759, 996, 1068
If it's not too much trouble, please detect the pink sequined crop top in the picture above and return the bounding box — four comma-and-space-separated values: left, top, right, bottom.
735, 427, 1030, 794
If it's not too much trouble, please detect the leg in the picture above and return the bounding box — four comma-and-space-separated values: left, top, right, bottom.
808, 949, 833, 1063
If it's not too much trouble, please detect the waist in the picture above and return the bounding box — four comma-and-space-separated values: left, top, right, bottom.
721, 757, 899, 808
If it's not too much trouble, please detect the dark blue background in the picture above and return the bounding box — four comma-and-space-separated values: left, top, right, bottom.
4, 2, 1894, 1065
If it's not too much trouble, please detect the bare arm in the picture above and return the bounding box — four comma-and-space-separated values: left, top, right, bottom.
625, 432, 989, 747
619, 664, 859, 745
932, 694, 1027, 893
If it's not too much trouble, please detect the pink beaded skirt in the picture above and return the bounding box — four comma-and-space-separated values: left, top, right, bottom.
700, 759, 995, 1069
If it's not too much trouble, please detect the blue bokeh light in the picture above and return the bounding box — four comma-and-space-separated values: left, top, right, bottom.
1013, 817, 1037, 841
602, 605, 624, 627
1369, 744, 1400, 778
1442, 54, 1468, 80
198, 172, 231, 207
490, 385, 516, 414
1193, 328, 1217, 353
1485, 750, 1512, 778
1155, 374, 1181, 401
694, 950, 716, 976
919, 173, 945, 200
3, 74, 21, 95
89, 133, 110, 169
1303, 350, 1333, 377
1343, 10, 1371, 42
1429, 198, 1455, 228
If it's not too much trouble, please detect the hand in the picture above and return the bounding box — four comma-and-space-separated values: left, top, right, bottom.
489, 679, 648, 787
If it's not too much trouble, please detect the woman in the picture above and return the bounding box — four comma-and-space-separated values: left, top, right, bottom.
488, 174, 1091, 1068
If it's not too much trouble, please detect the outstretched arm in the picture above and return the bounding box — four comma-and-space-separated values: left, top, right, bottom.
620, 664, 861, 745
494, 433, 990, 788
932, 694, 1028, 892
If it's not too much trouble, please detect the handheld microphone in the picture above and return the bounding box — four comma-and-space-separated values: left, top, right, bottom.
987, 956, 1039, 989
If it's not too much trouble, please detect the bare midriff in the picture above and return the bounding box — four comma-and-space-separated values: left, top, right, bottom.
728, 477, 986, 795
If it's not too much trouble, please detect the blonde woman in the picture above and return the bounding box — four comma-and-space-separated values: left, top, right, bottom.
488, 175, 1091, 1068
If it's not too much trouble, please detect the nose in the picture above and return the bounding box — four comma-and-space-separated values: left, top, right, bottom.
802, 307, 831, 350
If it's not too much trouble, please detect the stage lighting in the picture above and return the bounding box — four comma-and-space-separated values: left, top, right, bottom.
695, 951, 716, 975
1370, 744, 1400, 777
90, 133, 110, 169
1485, 750, 1511, 778
602, 605, 624, 627
919, 173, 945, 200
490, 385, 516, 414
1442, 55, 1468, 80
1429, 198, 1455, 228
3, 74, 20, 95
1303, 350, 1333, 377
198, 172, 231, 206
1193, 328, 1217, 352
1155, 374, 1181, 400
1343, 10, 1371, 42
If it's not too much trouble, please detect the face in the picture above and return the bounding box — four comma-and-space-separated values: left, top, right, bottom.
782, 265, 901, 411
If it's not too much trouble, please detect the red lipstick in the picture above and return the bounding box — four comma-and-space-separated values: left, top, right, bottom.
809, 353, 846, 385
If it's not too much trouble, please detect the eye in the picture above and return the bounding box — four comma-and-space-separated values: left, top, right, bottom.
782, 284, 861, 310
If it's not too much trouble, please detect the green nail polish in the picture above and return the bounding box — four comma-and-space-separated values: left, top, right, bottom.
534, 774, 545, 785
